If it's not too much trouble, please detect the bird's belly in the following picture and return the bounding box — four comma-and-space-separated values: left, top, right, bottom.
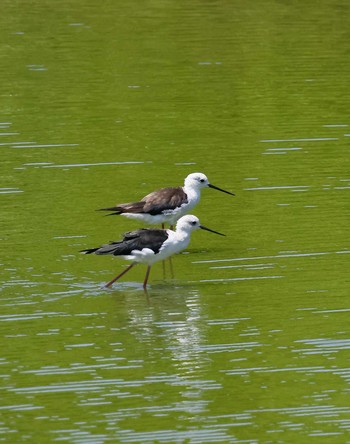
123, 248, 159, 265
121, 213, 167, 224
158, 236, 189, 260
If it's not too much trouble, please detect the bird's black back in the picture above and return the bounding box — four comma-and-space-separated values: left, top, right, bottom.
142, 187, 188, 215
81, 229, 169, 256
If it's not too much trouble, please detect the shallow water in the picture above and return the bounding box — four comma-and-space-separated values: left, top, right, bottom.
1, 0, 350, 442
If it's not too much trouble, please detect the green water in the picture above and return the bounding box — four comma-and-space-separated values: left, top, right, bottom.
1, 0, 350, 442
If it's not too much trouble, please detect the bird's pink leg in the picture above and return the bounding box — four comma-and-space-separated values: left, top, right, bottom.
143, 265, 152, 289
104, 263, 136, 288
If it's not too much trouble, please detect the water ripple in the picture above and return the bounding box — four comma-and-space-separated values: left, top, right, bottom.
39, 161, 145, 168
117, 429, 238, 443
294, 338, 350, 355
244, 185, 309, 191
260, 137, 338, 142
0, 188, 23, 194
193, 249, 350, 264
12, 143, 78, 149
197, 276, 284, 283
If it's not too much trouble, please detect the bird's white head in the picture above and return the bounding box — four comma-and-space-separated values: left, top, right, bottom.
184, 172, 235, 196
184, 172, 209, 190
175, 215, 225, 236
175, 215, 201, 233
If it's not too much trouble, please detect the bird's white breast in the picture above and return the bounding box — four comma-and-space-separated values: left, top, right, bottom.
158, 230, 191, 259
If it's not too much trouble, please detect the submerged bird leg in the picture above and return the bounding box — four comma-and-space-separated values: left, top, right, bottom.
105, 263, 136, 288
143, 265, 152, 289
161, 223, 165, 229
168, 256, 174, 279
169, 224, 174, 230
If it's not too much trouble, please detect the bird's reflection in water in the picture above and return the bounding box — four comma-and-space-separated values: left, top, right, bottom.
75, 273, 209, 377
119, 284, 210, 377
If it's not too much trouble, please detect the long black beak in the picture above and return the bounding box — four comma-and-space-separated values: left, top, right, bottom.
208, 183, 235, 196
200, 225, 226, 236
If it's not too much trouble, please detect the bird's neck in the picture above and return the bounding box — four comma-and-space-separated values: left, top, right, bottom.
183, 184, 201, 204
174, 227, 192, 243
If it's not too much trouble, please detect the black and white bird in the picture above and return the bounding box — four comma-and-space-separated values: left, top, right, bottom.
99, 172, 234, 228
81, 214, 225, 289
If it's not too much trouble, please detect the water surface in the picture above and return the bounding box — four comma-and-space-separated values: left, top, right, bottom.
1, 0, 349, 442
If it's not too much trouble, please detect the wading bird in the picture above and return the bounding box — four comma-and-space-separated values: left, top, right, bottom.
98, 172, 234, 229
81, 215, 225, 289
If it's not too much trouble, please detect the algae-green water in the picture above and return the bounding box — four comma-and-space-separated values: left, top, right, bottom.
1, 1, 349, 442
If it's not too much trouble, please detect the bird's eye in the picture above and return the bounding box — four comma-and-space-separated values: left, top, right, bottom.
191, 221, 197, 226
200, 179, 205, 183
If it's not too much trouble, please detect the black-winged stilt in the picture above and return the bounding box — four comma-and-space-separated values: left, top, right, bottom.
98, 172, 234, 228
81, 214, 225, 289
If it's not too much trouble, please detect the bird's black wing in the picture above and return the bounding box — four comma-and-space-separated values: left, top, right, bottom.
120, 229, 169, 254
81, 229, 169, 256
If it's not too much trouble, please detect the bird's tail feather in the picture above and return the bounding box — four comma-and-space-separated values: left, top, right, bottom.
80, 248, 99, 254
96, 207, 122, 213
97, 202, 145, 214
